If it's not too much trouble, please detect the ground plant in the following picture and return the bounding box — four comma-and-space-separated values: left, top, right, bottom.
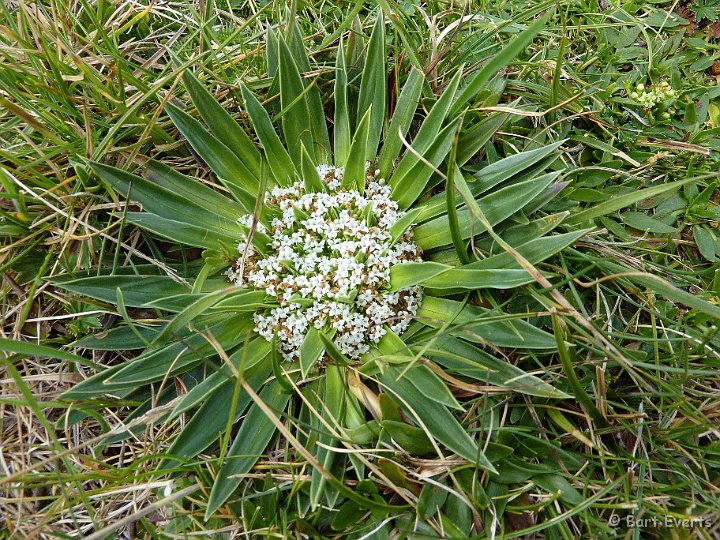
1, 0, 720, 538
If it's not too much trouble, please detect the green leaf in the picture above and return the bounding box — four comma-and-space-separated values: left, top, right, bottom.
310, 365, 345, 507
391, 121, 459, 209
182, 70, 262, 179
318, 331, 351, 366
301, 143, 323, 192
212, 290, 274, 312
125, 212, 228, 249
414, 144, 563, 222
161, 353, 272, 469
300, 327, 324, 378
389, 68, 463, 192
565, 178, 695, 225
456, 112, 508, 166
150, 289, 230, 347
378, 369, 496, 472
145, 160, 245, 221
377, 68, 424, 178
165, 103, 258, 200
333, 38, 351, 167
382, 420, 435, 455
357, 11, 386, 161
417, 483, 448, 520
241, 84, 296, 186
88, 162, 240, 234
205, 378, 293, 518
468, 230, 591, 270
390, 262, 448, 290
343, 107, 372, 193
391, 364, 461, 410
0, 338, 99, 368
418, 296, 556, 349
390, 261, 533, 291
60, 316, 245, 398
105, 318, 250, 388
51, 274, 190, 307
533, 474, 584, 505
426, 336, 570, 399
621, 211, 678, 234
599, 260, 720, 319
414, 173, 558, 250
169, 338, 272, 419
278, 38, 314, 166
694, 225, 717, 262
472, 142, 564, 194
390, 208, 422, 245
74, 324, 160, 350
287, 23, 331, 162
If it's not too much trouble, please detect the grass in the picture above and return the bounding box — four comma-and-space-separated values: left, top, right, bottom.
2, 0, 720, 538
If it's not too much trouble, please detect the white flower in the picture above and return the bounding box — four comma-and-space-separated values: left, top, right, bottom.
228, 164, 423, 361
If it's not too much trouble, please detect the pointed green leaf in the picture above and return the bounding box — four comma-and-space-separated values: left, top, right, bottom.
301, 143, 323, 192
418, 296, 556, 349
310, 365, 345, 507
378, 68, 424, 178
240, 84, 296, 186
287, 23, 331, 162
145, 160, 244, 220
0, 338, 99, 368
105, 318, 250, 387
300, 326, 324, 378
165, 103, 258, 200
205, 379, 293, 518
427, 336, 570, 399
169, 339, 271, 419
378, 369, 495, 472
74, 324, 160, 351
89, 162, 240, 233
390, 365, 461, 410
51, 274, 190, 307
469, 230, 591, 270
182, 70, 262, 179
391, 121, 458, 209
414, 173, 558, 250
278, 38, 314, 166
162, 355, 272, 469
414, 146, 563, 223
566, 177, 695, 225
333, 39, 351, 167
343, 107, 372, 192
390, 261, 448, 290
391, 262, 534, 291
389, 68, 463, 190
149, 289, 229, 347
357, 11, 386, 160
125, 212, 228, 249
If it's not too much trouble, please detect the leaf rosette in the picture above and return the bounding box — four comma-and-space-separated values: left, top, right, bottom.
55, 13, 581, 523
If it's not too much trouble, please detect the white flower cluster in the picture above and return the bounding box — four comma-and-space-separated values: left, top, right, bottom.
226, 165, 422, 362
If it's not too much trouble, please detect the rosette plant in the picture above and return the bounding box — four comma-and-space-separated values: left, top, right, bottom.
57, 13, 587, 530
